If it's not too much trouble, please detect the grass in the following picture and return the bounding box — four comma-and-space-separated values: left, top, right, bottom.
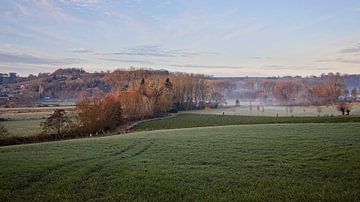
0, 108, 75, 137
134, 113, 360, 131
1, 119, 43, 137
186, 103, 360, 117
0, 123, 359, 201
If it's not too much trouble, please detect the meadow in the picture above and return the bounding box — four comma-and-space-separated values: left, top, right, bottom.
0, 106, 75, 137
185, 104, 360, 117
0, 123, 359, 201
2, 104, 359, 138
1, 119, 43, 137
134, 113, 360, 131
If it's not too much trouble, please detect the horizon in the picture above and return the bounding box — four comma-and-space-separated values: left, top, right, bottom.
1, 1, 360, 76
1, 67, 359, 78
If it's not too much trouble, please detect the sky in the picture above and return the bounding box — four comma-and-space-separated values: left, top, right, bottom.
0, 0, 360, 77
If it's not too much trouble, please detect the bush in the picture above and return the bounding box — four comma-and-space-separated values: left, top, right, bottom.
76, 95, 123, 135
337, 103, 351, 115
0, 124, 9, 137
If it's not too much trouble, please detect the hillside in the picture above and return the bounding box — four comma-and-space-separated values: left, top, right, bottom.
1, 123, 359, 201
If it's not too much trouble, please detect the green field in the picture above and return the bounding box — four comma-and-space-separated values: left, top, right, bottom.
186, 104, 360, 117
1, 119, 43, 137
2, 105, 359, 138
1, 123, 359, 201
0, 107, 75, 137
134, 113, 360, 131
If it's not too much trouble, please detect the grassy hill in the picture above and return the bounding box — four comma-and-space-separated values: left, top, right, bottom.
1, 123, 359, 201
134, 113, 360, 131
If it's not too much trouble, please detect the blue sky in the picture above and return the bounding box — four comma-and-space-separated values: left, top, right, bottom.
0, 0, 359, 76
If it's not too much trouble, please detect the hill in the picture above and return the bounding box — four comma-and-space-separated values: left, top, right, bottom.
1, 123, 359, 201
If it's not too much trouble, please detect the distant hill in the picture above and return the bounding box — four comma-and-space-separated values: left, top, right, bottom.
0, 68, 359, 107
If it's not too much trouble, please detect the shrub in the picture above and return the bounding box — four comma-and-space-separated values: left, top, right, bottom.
0, 124, 9, 137
76, 95, 123, 135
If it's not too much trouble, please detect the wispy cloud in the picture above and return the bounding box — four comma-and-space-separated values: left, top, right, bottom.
59, 0, 99, 8
222, 24, 263, 41
98, 46, 218, 58
32, 0, 84, 23
15, 2, 31, 16
72, 48, 93, 53
0, 29, 34, 40
101, 58, 154, 65
263, 65, 326, 70
0, 51, 83, 65
291, 8, 350, 32
170, 64, 243, 69
317, 57, 360, 64
340, 43, 360, 53
250, 56, 272, 60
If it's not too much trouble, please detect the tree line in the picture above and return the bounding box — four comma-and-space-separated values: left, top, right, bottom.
238, 73, 357, 106
39, 71, 232, 138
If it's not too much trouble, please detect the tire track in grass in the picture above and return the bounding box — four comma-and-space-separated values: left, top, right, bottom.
73, 141, 154, 199
11, 142, 141, 201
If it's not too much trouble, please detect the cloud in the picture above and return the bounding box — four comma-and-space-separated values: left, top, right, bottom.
101, 58, 154, 64
291, 8, 350, 32
250, 56, 272, 60
98, 46, 218, 58
0, 29, 34, 40
32, 0, 84, 23
15, 2, 30, 16
59, 0, 99, 8
317, 57, 360, 64
222, 24, 263, 41
72, 48, 93, 53
0, 51, 82, 65
170, 64, 244, 69
340, 43, 360, 53
263, 65, 324, 70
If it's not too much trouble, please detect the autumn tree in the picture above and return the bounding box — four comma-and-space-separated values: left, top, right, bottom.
41, 109, 71, 136
142, 77, 174, 116
104, 68, 170, 92
171, 75, 209, 110
116, 90, 152, 121
260, 80, 275, 102
307, 75, 345, 105
211, 80, 236, 94
274, 80, 302, 105
76, 95, 123, 134
243, 80, 256, 90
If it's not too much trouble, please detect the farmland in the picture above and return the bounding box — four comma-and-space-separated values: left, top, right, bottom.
1, 1, 360, 201
0, 106, 75, 137
1, 123, 359, 201
185, 104, 360, 117
1, 105, 360, 138
1, 119, 43, 137
134, 113, 360, 131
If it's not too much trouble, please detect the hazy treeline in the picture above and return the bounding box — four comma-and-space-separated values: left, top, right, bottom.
2, 68, 359, 108
0, 69, 235, 145
229, 73, 358, 106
